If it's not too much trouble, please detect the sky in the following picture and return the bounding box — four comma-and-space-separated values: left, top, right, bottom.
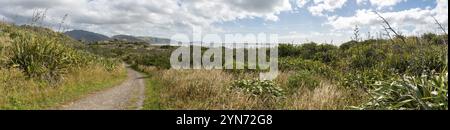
0, 0, 448, 45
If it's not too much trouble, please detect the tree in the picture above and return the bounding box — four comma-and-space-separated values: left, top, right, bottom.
352, 25, 361, 42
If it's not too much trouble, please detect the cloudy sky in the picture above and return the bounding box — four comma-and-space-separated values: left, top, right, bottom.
0, 0, 448, 44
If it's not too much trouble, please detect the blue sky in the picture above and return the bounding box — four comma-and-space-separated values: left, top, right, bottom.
0, 0, 448, 45
214, 0, 446, 44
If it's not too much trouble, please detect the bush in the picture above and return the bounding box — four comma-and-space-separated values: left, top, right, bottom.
279, 57, 338, 79
230, 79, 285, 97
2, 23, 119, 83
355, 72, 448, 110
339, 41, 359, 50
287, 70, 320, 91
407, 47, 447, 76
278, 44, 301, 57
349, 47, 386, 69
342, 69, 389, 91
384, 45, 447, 76
313, 49, 339, 64
126, 53, 171, 69
421, 33, 448, 45
8, 30, 85, 81
279, 43, 339, 63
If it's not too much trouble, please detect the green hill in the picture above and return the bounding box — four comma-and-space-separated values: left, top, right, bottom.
0, 22, 126, 109
64, 30, 110, 43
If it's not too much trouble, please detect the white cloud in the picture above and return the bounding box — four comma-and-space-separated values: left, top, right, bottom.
327, 0, 448, 36
308, 0, 348, 16
370, 0, 406, 9
357, 0, 406, 9
434, 0, 448, 25
0, 0, 292, 37
296, 0, 311, 8
298, 0, 408, 16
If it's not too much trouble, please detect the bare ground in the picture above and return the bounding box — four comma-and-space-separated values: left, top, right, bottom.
58, 67, 146, 110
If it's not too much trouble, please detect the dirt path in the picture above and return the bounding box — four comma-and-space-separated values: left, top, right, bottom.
59, 67, 146, 110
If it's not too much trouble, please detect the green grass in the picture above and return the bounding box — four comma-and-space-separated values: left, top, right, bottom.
49, 67, 127, 109
0, 65, 127, 109
143, 77, 163, 110
131, 65, 163, 110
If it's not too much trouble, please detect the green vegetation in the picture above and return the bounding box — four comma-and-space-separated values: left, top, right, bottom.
139, 66, 163, 110
77, 30, 448, 110
1, 11, 446, 110
84, 29, 447, 110
356, 72, 448, 110
231, 79, 285, 97
0, 22, 126, 109
278, 35, 448, 110
287, 70, 320, 91
5, 20, 445, 110
85, 41, 173, 69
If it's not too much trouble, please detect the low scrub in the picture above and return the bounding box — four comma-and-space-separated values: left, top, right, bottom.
355, 72, 448, 110
230, 79, 285, 97
287, 70, 320, 92
279, 57, 339, 80
138, 65, 358, 110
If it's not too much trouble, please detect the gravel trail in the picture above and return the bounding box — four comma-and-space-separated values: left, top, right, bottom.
59, 67, 146, 110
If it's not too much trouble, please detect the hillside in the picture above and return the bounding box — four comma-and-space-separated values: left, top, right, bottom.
64, 30, 110, 43
64, 29, 171, 45
0, 22, 126, 109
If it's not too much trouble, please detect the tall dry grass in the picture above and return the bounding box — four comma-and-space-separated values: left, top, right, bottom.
0, 28, 11, 67
157, 69, 235, 109
139, 65, 361, 110
283, 82, 364, 110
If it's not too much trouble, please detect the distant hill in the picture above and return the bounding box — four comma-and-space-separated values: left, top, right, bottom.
64, 29, 171, 44
64, 30, 110, 43
112, 35, 145, 43
138, 36, 171, 44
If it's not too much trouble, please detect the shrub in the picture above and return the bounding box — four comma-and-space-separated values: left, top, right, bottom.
8, 30, 84, 81
126, 53, 171, 69
287, 70, 320, 91
278, 44, 301, 57
279, 57, 338, 79
342, 69, 389, 91
349, 47, 386, 69
279, 43, 339, 62
313, 50, 339, 64
421, 33, 448, 45
2, 23, 118, 83
313, 44, 339, 62
339, 41, 359, 50
407, 46, 447, 76
384, 45, 447, 76
355, 72, 448, 110
230, 79, 285, 97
